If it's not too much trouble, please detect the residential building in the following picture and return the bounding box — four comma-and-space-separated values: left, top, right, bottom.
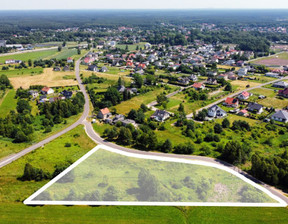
67, 57, 73, 63
88, 65, 99, 72
41, 87, 54, 95
224, 97, 239, 107
273, 81, 288, 88
192, 82, 205, 90
238, 109, 249, 117
61, 90, 73, 99
278, 88, 288, 98
207, 105, 227, 118
247, 102, 264, 114
97, 108, 112, 119
150, 110, 170, 122
271, 110, 288, 123
28, 90, 39, 98
238, 91, 251, 100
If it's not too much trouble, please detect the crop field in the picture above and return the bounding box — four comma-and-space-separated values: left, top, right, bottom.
9, 68, 78, 89
251, 52, 288, 66
45, 48, 78, 60
0, 49, 58, 63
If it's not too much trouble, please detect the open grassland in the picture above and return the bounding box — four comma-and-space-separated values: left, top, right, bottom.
0, 49, 58, 63
9, 68, 78, 89
113, 87, 172, 115
251, 52, 288, 66
0, 89, 17, 118
250, 87, 277, 97
258, 97, 288, 109
230, 80, 260, 91
0, 67, 43, 78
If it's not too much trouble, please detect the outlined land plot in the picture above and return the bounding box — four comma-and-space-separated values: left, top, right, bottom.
24, 145, 287, 207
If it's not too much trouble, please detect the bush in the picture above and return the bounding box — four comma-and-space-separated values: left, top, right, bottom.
65, 143, 72, 147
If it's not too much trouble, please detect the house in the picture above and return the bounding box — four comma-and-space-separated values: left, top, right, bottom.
237, 68, 248, 77
192, 82, 205, 90
236, 61, 245, 67
265, 72, 280, 78
247, 102, 264, 114
49, 97, 64, 103
150, 110, 170, 122
238, 109, 249, 117
53, 66, 61, 71
97, 108, 111, 120
88, 65, 98, 72
217, 74, 228, 80
28, 90, 39, 98
126, 61, 134, 67
145, 43, 152, 49
238, 91, 251, 100
117, 85, 126, 93
41, 87, 54, 95
205, 78, 218, 85
227, 73, 237, 80
0, 40, 6, 47
67, 57, 73, 63
207, 71, 217, 77
273, 81, 288, 88
61, 90, 73, 99
278, 88, 288, 98
100, 66, 108, 72
189, 74, 198, 82
39, 95, 48, 103
224, 97, 239, 107
178, 77, 190, 85
62, 65, 70, 72
271, 110, 288, 123
207, 105, 227, 118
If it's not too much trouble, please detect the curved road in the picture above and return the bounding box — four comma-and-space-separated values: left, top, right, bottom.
0, 58, 287, 205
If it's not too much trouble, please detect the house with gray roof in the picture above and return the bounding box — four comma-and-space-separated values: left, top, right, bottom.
207, 105, 227, 118
150, 110, 170, 122
247, 102, 263, 114
271, 110, 288, 123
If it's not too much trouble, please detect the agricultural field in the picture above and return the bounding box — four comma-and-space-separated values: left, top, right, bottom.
251, 52, 288, 67
9, 68, 78, 89
44, 48, 78, 60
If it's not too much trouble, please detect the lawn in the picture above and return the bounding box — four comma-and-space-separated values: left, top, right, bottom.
0, 49, 58, 63
0, 89, 17, 118
258, 97, 288, 109
230, 80, 260, 91
9, 68, 78, 89
249, 88, 277, 98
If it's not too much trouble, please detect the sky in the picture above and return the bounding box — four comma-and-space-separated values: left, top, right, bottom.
1, 0, 288, 10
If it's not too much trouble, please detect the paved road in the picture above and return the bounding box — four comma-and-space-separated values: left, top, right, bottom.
186, 77, 288, 118
0, 58, 288, 204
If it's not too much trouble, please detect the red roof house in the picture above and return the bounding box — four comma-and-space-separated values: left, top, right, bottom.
224, 97, 239, 107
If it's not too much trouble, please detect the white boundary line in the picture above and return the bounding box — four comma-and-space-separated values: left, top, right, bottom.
24, 145, 287, 207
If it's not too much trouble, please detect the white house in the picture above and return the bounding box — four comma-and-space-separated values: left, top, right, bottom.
41, 87, 54, 95
207, 105, 227, 118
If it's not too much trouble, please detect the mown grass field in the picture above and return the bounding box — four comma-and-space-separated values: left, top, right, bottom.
117, 42, 147, 51
0, 89, 17, 118
0, 49, 58, 63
